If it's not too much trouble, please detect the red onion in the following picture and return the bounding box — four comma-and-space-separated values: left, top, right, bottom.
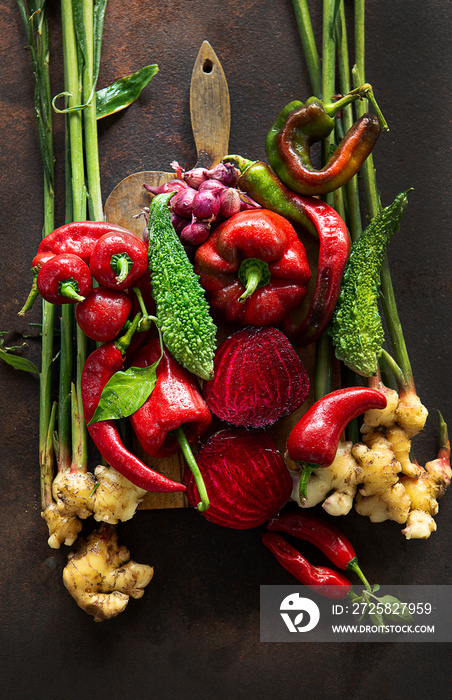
143, 178, 187, 195
219, 187, 241, 218
198, 179, 227, 194
170, 187, 197, 218
182, 167, 209, 189
180, 221, 210, 246
191, 189, 221, 221
171, 212, 190, 234
207, 162, 240, 187
239, 193, 262, 211
184, 429, 291, 529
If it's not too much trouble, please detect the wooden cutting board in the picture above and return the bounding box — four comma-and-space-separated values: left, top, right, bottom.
104, 41, 321, 510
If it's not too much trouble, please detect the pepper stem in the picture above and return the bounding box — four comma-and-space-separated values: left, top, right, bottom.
132, 286, 157, 332
58, 278, 86, 302
238, 258, 271, 302
19, 274, 40, 315
114, 313, 141, 356
346, 557, 372, 591
173, 425, 209, 512
111, 252, 133, 284
324, 84, 388, 131
222, 154, 254, 174
297, 462, 317, 501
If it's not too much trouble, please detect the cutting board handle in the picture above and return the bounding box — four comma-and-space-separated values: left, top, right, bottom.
190, 41, 231, 169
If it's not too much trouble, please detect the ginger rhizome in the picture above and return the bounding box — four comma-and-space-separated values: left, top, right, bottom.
43, 465, 148, 549
290, 382, 450, 539
63, 524, 153, 622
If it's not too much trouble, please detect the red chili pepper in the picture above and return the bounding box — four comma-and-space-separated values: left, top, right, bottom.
89, 230, 148, 291
75, 287, 132, 342
32, 220, 131, 269
128, 338, 212, 459
221, 157, 351, 342
282, 198, 350, 345
266, 511, 357, 570
81, 331, 186, 494
194, 209, 311, 326
262, 532, 352, 599
36, 253, 92, 304
286, 387, 387, 467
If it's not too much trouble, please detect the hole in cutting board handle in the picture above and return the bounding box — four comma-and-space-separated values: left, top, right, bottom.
202, 58, 213, 73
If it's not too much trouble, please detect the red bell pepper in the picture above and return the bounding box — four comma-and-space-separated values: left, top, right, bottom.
194, 209, 311, 326
89, 230, 148, 291
32, 220, 132, 269
36, 253, 92, 304
129, 338, 212, 459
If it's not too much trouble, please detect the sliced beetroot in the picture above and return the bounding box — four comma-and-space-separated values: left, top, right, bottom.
203, 326, 310, 428
184, 429, 291, 529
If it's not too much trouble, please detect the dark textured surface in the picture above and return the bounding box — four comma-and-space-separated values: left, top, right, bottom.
1, 1, 451, 698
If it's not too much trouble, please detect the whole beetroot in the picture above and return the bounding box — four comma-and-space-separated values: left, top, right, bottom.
184, 429, 292, 529
203, 326, 310, 428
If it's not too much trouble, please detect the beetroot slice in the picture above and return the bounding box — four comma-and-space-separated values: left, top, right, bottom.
184, 429, 292, 529
203, 326, 309, 428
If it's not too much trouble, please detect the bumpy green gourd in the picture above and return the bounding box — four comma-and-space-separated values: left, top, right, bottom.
328, 191, 409, 376
148, 192, 217, 380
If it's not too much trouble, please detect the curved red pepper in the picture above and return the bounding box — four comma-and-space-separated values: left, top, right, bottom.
262, 532, 351, 599
37, 253, 92, 304
32, 220, 132, 269
81, 341, 186, 493
266, 511, 357, 570
129, 338, 211, 459
282, 198, 350, 345
286, 387, 387, 467
89, 230, 148, 291
194, 209, 311, 326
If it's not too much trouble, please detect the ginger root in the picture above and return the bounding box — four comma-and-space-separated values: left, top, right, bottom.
355, 483, 411, 524
395, 390, 429, 438
290, 441, 363, 516
63, 524, 154, 621
43, 465, 149, 548
352, 435, 401, 496
92, 465, 147, 524
52, 470, 97, 519
41, 503, 82, 549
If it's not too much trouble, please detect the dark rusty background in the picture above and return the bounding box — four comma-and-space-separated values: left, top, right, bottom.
1, 1, 451, 698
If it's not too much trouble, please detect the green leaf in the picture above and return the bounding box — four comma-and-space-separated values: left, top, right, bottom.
88, 360, 160, 424
368, 611, 385, 628
96, 64, 159, 119
92, 0, 107, 86
72, 0, 88, 66
377, 595, 414, 623
0, 346, 39, 374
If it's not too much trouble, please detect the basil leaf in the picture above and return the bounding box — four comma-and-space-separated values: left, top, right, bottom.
368, 611, 385, 628
0, 347, 39, 374
377, 595, 414, 623
96, 64, 159, 119
88, 360, 160, 424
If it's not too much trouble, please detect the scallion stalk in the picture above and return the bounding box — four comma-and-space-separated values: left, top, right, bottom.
16, 0, 56, 507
